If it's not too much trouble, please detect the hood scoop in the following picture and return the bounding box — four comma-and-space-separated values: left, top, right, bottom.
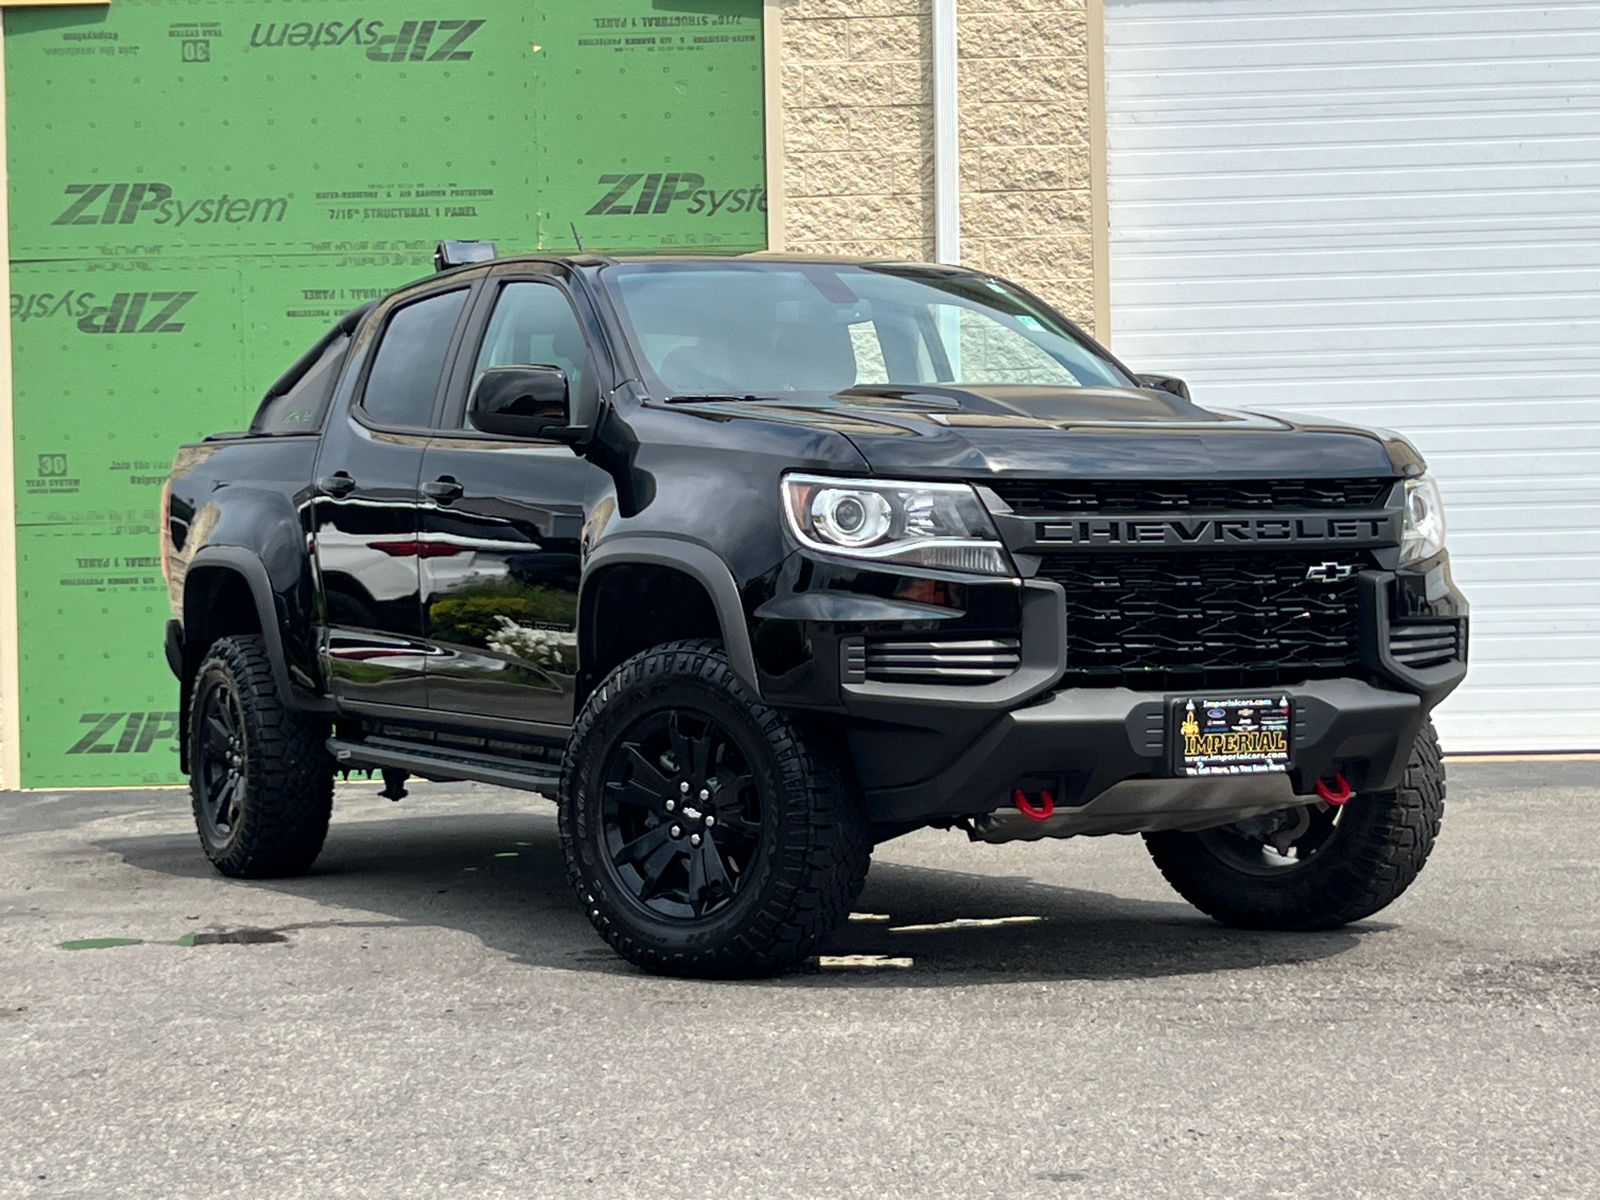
832, 383, 1227, 427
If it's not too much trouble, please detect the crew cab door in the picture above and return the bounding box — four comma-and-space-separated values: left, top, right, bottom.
311, 281, 476, 708
416, 269, 605, 728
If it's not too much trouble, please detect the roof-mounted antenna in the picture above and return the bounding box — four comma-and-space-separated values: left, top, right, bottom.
570, 222, 585, 252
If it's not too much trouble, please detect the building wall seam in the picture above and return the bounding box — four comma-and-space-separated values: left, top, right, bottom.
775, 0, 1094, 328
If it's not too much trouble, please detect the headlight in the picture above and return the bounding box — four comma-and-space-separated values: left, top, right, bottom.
782, 474, 1015, 576
1399, 476, 1446, 565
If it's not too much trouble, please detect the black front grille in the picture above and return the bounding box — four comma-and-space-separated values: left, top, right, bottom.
989, 477, 1392, 515
1037, 551, 1361, 689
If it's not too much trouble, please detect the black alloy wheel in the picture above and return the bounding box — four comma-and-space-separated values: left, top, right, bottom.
600, 709, 764, 921
187, 634, 334, 878
195, 672, 250, 846
1191, 800, 1345, 876
560, 640, 871, 978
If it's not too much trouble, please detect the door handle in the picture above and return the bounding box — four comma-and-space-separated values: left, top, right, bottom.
317, 472, 356, 498
422, 477, 464, 504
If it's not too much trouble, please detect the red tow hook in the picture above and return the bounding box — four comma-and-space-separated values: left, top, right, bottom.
1013, 787, 1055, 821
1315, 772, 1352, 805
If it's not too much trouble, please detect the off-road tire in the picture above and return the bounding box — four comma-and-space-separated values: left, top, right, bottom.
560, 640, 871, 978
189, 634, 334, 878
1144, 720, 1445, 930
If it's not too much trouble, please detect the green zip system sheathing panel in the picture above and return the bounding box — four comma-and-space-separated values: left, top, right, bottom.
6, 0, 765, 785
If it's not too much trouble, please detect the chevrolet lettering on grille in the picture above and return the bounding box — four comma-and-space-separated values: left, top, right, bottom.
1029, 514, 1395, 549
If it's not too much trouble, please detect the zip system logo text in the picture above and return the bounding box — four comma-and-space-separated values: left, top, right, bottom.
11, 290, 196, 334
78, 292, 197, 335
54, 183, 288, 227
587, 172, 767, 218
67, 711, 179, 755
247, 18, 484, 61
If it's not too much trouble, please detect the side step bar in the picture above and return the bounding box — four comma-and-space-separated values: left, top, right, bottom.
326, 736, 561, 795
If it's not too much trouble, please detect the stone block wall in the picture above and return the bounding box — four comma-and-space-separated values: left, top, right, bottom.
775, 0, 1095, 328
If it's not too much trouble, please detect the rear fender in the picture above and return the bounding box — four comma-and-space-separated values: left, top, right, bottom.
183, 548, 302, 709
178, 485, 327, 706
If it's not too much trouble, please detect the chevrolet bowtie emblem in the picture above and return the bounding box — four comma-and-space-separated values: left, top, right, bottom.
1306, 561, 1355, 583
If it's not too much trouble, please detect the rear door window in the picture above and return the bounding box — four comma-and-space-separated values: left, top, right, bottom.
359, 288, 470, 428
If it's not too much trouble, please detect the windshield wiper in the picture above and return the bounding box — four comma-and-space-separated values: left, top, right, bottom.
664, 393, 780, 405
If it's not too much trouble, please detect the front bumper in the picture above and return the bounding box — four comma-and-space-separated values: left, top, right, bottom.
751, 551, 1465, 830
859, 675, 1427, 826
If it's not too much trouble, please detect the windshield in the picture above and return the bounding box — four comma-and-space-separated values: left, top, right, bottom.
603, 261, 1128, 397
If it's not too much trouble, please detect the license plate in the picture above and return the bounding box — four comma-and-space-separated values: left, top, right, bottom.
1175, 695, 1292, 776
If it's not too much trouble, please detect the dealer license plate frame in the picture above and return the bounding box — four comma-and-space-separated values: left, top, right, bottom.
1173, 695, 1293, 777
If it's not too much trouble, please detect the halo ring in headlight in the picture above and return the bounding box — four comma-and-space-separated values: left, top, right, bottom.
812, 488, 891, 548
781, 473, 1018, 577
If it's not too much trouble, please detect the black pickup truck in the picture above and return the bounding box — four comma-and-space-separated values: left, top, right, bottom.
162, 247, 1467, 977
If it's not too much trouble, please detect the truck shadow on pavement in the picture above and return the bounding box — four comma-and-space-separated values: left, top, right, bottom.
97, 808, 1369, 987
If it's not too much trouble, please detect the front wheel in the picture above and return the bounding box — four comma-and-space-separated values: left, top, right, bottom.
559, 640, 871, 978
1145, 721, 1445, 930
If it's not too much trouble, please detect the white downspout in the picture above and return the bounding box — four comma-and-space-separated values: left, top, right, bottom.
931, 0, 959, 266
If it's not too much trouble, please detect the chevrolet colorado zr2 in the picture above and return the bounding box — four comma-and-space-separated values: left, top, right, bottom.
161, 247, 1467, 977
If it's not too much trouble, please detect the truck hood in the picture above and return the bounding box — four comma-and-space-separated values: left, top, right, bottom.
664, 384, 1416, 478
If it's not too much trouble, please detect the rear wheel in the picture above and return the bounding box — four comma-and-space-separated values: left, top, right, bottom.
560, 640, 871, 978
189, 635, 334, 878
1145, 721, 1445, 930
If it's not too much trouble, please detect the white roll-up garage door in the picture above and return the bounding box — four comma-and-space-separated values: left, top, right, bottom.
1103, 0, 1600, 751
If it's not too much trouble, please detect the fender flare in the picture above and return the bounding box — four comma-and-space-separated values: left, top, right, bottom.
581, 537, 762, 700
183, 545, 301, 709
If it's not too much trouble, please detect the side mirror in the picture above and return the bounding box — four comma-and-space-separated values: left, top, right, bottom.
467, 364, 580, 441
1134, 373, 1191, 402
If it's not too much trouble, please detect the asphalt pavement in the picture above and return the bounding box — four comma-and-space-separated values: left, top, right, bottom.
3, 758, 1597, 1198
